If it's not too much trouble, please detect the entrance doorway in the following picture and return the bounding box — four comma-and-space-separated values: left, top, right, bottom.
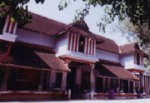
66, 62, 89, 99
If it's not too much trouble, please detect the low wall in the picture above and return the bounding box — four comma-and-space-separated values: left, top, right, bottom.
0, 90, 68, 101
80, 93, 138, 99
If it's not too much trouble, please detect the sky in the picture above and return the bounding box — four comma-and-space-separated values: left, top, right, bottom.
27, 0, 133, 45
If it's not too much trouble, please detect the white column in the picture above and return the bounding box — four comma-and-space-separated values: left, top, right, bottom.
90, 64, 95, 99
3, 15, 9, 33
145, 76, 147, 95
61, 72, 67, 90
133, 81, 136, 93
88, 39, 91, 55
13, 22, 18, 34
50, 71, 56, 89
142, 74, 145, 93
147, 76, 149, 95
128, 80, 130, 93
84, 37, 88, 54
118, 79, 120, 93
147, 77, 149, 95
143, 75, 146, 95
139, 72, 144, 94
93, 40, 96, 56
8, 20, 13, 33
146, 76, 148, 95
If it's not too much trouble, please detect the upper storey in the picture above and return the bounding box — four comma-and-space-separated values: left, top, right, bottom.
0, 15, 18, 42
55, 20, 103, 63
120, 43, 148, 72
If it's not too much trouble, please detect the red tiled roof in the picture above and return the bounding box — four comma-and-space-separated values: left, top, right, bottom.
68, 26, 104, 42
0, 46, 70, 72
56, 22, 104, 42
22, 13, 121, 54
95, 62, 138, 80
35, 51, 70, 72
102, 64, 138, 80
119, 42, 148, 57
23, 13, 66, 35
23, 13, 103, 43
96, 37, 119, 54
119, 43, 137, 54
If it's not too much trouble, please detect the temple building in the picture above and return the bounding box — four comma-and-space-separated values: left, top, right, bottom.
0, 13, 149, 101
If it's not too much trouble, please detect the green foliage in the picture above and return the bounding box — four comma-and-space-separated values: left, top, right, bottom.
59, 0, 150, 29
0, 0, 44, 33
59, 0, 150, 50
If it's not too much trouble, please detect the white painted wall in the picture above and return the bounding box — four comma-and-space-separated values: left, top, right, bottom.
16, 29, 54, 48
56, 33, 98, 63
55, 33, 68, 55
96, 49, 120, 63
62, 50, 98, 63
0, 32, 17, 42
120, 54, 134, 67
120, 54, 145, 70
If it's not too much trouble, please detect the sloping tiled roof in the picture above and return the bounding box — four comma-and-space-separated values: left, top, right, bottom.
96, 37, 119, 54
23, 13, 103, 42
0, 46, 70, 72
23, 13, 66, 35
95, 62, 138, 80
102, 64, 138, 80
119, 43, 137, 54
72, 19, 89, 31
68, 26, 103, 42
35, 51, 70, 72
56, 22, 104, 42
119, 42, 149, 56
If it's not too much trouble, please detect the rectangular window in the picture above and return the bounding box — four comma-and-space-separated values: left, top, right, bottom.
78, 36, 85, 53
136, 53, 140, 65
135, 53, 142, 65
55, 72, 62, 88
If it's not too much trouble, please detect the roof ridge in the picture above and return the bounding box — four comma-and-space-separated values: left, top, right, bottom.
30, 12, 67, 26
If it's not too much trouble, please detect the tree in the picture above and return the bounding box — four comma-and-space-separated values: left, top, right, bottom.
58, 0, 150, 50
0, 0, 45, 33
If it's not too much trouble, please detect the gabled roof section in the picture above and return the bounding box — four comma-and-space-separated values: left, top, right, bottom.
56, 20, 103, 43
96, 37, 119, 54
119, 42, 149, 57
23, 13, 66, 35
73, 19, 89, 31
119, 42, 137, 54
